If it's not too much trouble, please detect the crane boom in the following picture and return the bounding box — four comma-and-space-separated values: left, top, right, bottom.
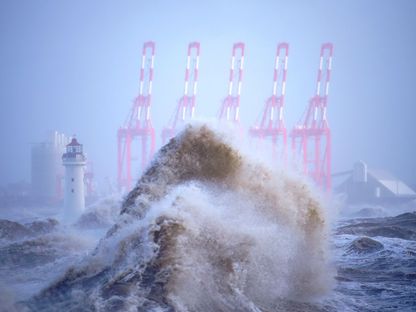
162, 42, 200, 144
118, 41, 156, 191
218, 42, 245, 122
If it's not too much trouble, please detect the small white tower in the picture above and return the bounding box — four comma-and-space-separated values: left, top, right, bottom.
62, 137, 86, 222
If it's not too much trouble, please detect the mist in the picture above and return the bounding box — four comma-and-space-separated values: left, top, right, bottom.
0, 0, 415, 190
1, 2, 416, 310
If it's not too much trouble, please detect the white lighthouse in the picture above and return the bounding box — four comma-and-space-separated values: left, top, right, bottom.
62, 137, 86, 222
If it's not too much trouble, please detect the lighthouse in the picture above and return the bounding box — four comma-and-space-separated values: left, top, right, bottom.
62, 137, 86, 222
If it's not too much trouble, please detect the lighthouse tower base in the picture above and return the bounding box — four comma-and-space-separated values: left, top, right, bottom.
62, 138, 86, 224
63, 164, 85, 222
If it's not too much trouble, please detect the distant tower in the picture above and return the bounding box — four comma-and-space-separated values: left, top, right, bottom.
62, 137, 86, 221
31, 131, 70, 203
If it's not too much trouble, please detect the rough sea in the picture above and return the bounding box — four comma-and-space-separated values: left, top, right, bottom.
0, 125, 415, 311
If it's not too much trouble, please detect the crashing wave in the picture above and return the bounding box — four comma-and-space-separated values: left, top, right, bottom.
27, 124, 333, 311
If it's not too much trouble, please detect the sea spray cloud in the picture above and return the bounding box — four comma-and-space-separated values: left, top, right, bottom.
28, 124, 333, 311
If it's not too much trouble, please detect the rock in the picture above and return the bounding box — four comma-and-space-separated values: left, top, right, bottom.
0, 219, 32, 240
26, 218, 59, 235
0, 238, 59, 267
347, 237, 383, 254
0, 218, 59, 242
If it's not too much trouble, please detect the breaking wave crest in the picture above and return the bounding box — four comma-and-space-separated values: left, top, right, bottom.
28, 124, 333, 311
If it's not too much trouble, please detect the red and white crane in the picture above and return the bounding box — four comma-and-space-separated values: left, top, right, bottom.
218, 42, 245, 123
162, 42, 200, 144
117, 41, 156, 192
291, 43, 333, 190
250, 43, 289, 161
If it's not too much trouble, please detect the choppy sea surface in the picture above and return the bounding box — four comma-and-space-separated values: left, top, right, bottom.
1, 125, 415, 311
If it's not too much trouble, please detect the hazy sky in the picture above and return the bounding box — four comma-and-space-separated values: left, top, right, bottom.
1, 0, 415, 189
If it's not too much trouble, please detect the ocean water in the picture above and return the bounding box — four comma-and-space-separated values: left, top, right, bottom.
0, 125, 415, 311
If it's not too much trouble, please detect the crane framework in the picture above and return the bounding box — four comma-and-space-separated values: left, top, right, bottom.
250, 42, 289, 161
218, 42, 245, 123
117, 41, 334, 192
117, 41, 156, 192
162, 42, 200, 144
291, 43, 333, 190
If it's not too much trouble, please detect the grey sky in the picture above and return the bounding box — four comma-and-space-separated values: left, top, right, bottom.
1, 0, 415, 188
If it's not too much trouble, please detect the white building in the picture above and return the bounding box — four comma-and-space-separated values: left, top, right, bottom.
31, 131, 70, 201
336, 161, 416, 204
62, 137, 86, 222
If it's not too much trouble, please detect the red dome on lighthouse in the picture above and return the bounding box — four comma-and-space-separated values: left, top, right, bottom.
67, 138, 81, 147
